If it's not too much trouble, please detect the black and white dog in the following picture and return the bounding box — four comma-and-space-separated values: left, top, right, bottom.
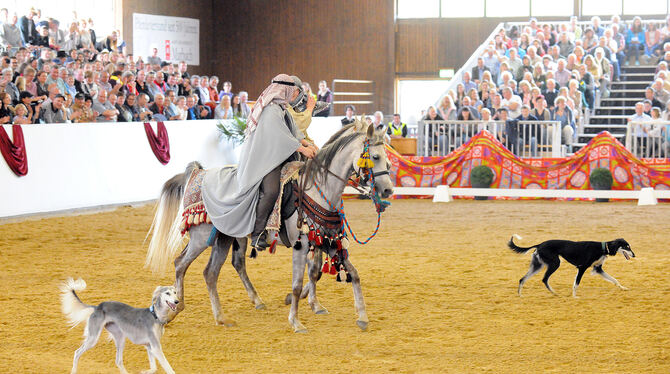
508, 235, 635, 297
60, 278, 179, 374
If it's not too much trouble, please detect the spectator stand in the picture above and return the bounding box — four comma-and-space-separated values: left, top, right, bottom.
626, 120, 670, 159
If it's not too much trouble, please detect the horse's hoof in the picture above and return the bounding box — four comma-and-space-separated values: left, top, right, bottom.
141, 370, 157, 374
217, 319, 237, 327
315, 308, 329, 315
255, 303, 267, 310
294, 327, 308, 334
356, 320, 368, 331
284, 293, 292, 305
620, 286, 629, 291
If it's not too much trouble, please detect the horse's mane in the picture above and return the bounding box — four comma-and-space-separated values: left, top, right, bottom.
303, 121, 385, 186
304, 124, 362, 185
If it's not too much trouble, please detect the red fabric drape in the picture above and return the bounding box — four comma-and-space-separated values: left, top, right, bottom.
0, 125, 28, 176
144, 122, 171, 165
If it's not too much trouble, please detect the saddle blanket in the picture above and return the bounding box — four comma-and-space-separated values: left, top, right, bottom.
180, 168, 210, 234
266, 161, 303, 232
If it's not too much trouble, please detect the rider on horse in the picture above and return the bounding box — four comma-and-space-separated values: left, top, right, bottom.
201, 74, 318, 249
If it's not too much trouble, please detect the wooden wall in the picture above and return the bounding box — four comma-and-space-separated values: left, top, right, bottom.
120, 0, 216, 75
213, 0, 396, 115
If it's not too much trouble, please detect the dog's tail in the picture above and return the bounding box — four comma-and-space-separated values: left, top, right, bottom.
508, 234, 536, 254
60, 277, 95, 328
146, 161, 202, 273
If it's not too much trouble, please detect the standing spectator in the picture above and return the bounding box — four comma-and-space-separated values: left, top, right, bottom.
482, 48, 501, 81
78, 19, 95, 50
629, 101, 652, 153
48, 19, 65, 49
424, 106, 445, 155
471, 57, 490, 84
147, 47, 161, 66
462, 71, 476, 93
578, 64, 595, 109
387, 113, 407, 138
197, 75, 211, 104
315, 80, 332, 117
551, 96, 575, 150
1, 13, 23, 49
178, 61, 189, 79
515, 104, 539, 156
18, 8, 38, 46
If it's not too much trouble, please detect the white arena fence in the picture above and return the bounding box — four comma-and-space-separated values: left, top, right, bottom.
626, 121, 670, 159
417, 120, 563, 158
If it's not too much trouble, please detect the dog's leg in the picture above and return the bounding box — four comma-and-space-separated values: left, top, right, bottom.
106, 323, 129, 374
288, 236, 309, 333
173, 226, 209, 319
71, 314, 104, 374
518, 253, 544, 296
140, 345, 157, 374
148, 342, 175, 374
230, 237, 265, 310
344, 256, 369, 331
541, 257, 560, 295
592, 265, 628, 290
572, 267, 588, 297
204, 234, 235, 326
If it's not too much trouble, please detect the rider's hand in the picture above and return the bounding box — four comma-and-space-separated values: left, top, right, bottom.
298, 145, 316, 159
306, 94, 316, 112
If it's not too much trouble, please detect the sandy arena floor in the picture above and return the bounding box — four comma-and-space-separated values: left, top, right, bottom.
1, 199, 669, 373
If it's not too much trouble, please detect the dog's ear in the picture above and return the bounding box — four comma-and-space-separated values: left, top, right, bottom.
151, 286, 164, 305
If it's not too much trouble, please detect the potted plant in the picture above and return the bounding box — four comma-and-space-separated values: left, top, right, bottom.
470, 165, 494, 200
590, 167, 613, 203
216, 115, 247, 144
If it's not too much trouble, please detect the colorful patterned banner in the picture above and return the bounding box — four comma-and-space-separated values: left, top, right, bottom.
387, 131, 670, 191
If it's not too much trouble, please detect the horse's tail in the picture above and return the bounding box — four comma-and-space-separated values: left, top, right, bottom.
507, 234, 536, 254
146, 161, 203, 273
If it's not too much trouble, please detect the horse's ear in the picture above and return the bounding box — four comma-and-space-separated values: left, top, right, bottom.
367, 123, 374, 139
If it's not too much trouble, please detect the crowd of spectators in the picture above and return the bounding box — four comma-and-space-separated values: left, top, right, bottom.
0, 7, 335, 125
422, 15, 670, 154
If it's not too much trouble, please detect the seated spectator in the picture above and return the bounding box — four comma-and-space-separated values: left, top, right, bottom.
577, 64, 595, 109
501, 87, 522, 118
134, 93, 153, 121
531, 95, 551, 121
214, 94, 233, 119
1, 13, 23, 49
341, 104, 356, 126
40, 93, 67, 123
218, 81, 233, 101
149, 93, 167, 120
424, 106, 445, 155
629, 102, 653, 152
387, 113, 407, 138
186, 94, 208, 120
12, 103, 31, 124
0, 92, 12, 124
1, 67, 19, 104
164, 90, 180, 121
238, 91, 251, 118
208, 76, 220, 103
645, 87, 663, 109
437, 95, 457, 121
626, 17, 645, 66
70, 92, 92, 123
174, 95, 188, 120
19, 91, 41, 123
92, 90, 118, 122
651, 79, 670, 104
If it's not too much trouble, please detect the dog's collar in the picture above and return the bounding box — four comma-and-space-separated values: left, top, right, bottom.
149, 305, 158, 320
601, 241, 608, 255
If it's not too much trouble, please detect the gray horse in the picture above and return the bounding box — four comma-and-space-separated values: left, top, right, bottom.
146, 118, 394, 332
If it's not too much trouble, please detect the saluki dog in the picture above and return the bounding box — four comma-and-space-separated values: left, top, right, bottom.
508, 235, 635, 297
60, 278, 179, 374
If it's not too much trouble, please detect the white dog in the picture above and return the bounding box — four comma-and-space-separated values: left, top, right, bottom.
60, 278, 179, 374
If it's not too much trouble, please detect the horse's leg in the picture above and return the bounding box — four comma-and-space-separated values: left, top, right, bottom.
203, 234, 235, 326
288, 236, 309, 333
230, 237, 265, 309
173, 225, 209, 319
306, 249, 328, 314
285, 248, 316, 304
343, 257, 369, 331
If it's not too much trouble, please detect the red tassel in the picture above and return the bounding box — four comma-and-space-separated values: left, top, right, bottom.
329, 263, 337, 275
308, 229, 316, 242
315, 235, 323, 246
336, 239, 342, 250
322, 259, 330, 273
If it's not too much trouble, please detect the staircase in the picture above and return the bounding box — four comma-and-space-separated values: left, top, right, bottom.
574, 65, 656, 152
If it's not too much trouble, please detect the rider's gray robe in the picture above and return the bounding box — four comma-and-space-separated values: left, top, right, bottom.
202, 103, 304, 237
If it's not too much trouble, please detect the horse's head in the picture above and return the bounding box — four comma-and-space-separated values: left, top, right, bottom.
353, 116, 394, 199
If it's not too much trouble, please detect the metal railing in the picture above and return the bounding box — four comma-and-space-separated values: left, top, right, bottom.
626, 121, 670, 159
331, 79, 375, 116
418, 120, 563, 158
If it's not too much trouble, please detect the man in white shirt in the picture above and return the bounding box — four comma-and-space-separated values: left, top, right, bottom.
501, 87, 522, 119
